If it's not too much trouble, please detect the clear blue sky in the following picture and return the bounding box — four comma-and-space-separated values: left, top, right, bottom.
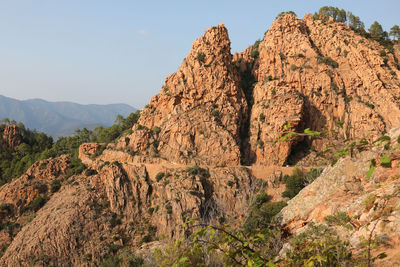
0, 0, 398, 108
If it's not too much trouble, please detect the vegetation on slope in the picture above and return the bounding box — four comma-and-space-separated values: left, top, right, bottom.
0, 111, 140, 186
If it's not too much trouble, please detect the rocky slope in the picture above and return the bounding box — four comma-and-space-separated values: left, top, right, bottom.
277, 126, 400, 266
0, 13, 400, 266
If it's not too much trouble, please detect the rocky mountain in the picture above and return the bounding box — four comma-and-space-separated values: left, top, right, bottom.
0, 95, 136, 138
0, 13, 399, 266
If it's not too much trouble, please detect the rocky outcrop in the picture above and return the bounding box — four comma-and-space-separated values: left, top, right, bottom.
0, 156, 258, 266
119, 24, 248, 166
277, 130, 400, 266
79, 142, 104, 165
239, 14, 400, 165
0, 155, 70, 261
0, 155, 69, 216
1, 125, 21, 151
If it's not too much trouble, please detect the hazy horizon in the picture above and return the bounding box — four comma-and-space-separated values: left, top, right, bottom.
0, 0, 399, 108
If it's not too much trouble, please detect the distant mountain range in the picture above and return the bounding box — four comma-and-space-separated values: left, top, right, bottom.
0, 95, 137, 138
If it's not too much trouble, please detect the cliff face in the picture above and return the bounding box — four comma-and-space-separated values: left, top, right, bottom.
245, 14, 400, 165
1, 14, 400, 266
119, 14, 400, 167
122, 24, 248, 166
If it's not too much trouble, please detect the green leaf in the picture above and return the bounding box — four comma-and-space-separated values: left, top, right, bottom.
179, 257, 189, 263
380, 154, 392, 168
367, 165, 375, 180
304, 128, 321, 137
376, 252, 387, 259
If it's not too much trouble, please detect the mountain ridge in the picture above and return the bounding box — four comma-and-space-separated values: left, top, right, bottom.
0, 94, 136, 138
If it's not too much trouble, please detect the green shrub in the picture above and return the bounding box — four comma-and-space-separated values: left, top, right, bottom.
0, 203, 13, 213
148, 207, 155, 215
244, 200, 287, 233
39, 162, 47, 170
50, 180, 61, 193
363, 194, 376, 211
84, 169, 98, 176
331, 81, 338, 92
250, 49, 259, 59
109, 213, 122, 227
252, 192, 272, 209
276, 11, 297, 19
250, 39, 261, 59
156, 172, 165, 182
211, 109, 219, 117
286, 223, 353, 266
304, 168, 323, 184
259, 113, 265, 122
317, 56, 339, 68
364, 101, 375, 109
152, 126, 161, 135
185, 165, 210, 178
20, 196, 49, 214
282, 168, 306, 199
196, 52, 206, 63
66, 156, 86, 178
101, 249, 144, 267
324, 211, 351, 226
166, 204, 173, 215
257, 140, 264, 149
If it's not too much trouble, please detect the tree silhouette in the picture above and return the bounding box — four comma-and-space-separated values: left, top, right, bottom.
390, 25, 400, 41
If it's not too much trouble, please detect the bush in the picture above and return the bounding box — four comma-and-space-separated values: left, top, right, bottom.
250, 39, 261, 59
282, 168, 306, 199
211, 109, 219, 117
50, 180, 61, 193
304, 168, 323, 184
196, 52, 206, 63
244, 200, 287, 233
148, 207, 155, 215
109, 213, 122, 227
66, 156, 86, 178
324, 211, 351, 227
20, 196, 49, 214
250, 49, 259, 59
156, 172, 165, 182
152, 126, 161, 135
317, 56, 339, 68
166, 204, 173, 215
259, 113, 265, 122
285, 223, 353, 266
257, 140, 264, 149
185, 165, 210, 178
85, 169, 98, 176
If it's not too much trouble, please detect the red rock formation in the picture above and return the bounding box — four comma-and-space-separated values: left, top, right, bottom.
1, 125, 21, 151
245, 14, 400, 165
120, 24, 248, 166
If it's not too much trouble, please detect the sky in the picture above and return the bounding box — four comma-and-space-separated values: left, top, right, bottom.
0, 0, 399, 108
